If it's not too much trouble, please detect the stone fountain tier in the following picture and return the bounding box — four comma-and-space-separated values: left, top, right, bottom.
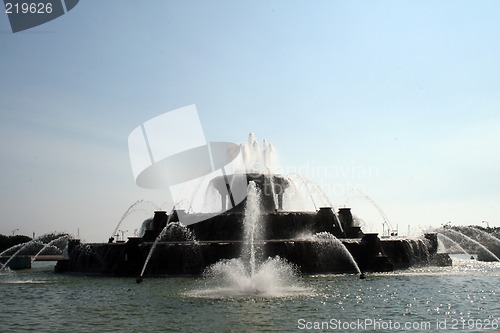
54, 233, 450, 276
143, 207, 362, 242
209, 173, 290, 212
142, 173, 364, 242
186, 208, 345, 241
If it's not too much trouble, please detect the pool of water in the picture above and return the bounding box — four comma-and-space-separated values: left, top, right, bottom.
0, 256, 499, 332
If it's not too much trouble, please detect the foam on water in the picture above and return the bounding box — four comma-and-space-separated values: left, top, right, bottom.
188, 256, 311, 298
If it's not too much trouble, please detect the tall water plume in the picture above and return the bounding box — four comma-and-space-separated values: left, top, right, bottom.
241, 132, 278, 174
242, 181, 263, 276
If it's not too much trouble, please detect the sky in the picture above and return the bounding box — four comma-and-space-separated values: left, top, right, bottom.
1, 1, 499, 242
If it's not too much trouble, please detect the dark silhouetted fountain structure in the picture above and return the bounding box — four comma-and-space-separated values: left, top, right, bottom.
55, 171, 450, 277
55, 133, 451, 276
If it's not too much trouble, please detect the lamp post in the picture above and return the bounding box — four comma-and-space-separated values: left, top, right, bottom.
12, 229, 19, 236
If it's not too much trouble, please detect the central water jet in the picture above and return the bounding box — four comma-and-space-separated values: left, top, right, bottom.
194, 181, 307, 298
242, 181, 262, 278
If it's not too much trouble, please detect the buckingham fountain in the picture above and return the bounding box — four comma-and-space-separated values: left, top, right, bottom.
54, 134, 451, 279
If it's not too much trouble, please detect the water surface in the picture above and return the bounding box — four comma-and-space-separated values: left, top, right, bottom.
0, 257, 498, 332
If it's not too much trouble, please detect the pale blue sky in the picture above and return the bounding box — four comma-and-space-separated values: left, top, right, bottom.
1, 1, 499, 241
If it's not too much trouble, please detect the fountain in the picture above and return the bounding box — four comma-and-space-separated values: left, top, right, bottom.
437, 233, 471, 256
440, 228, 500, 262
0, 240, 41, 271
55, 134, 451, 277
465, 227, 500, 245
242, 181, 262, 277
452, 226, 500, 261
1, 233, 71, 270
31, 234, 71, 263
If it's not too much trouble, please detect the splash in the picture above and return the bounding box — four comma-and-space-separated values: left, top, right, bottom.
190, 256, 308, 298
299, 232, 362, 275
189, 181, 310, 298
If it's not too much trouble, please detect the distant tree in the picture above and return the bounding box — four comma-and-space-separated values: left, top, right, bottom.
0, 234, 32, 253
